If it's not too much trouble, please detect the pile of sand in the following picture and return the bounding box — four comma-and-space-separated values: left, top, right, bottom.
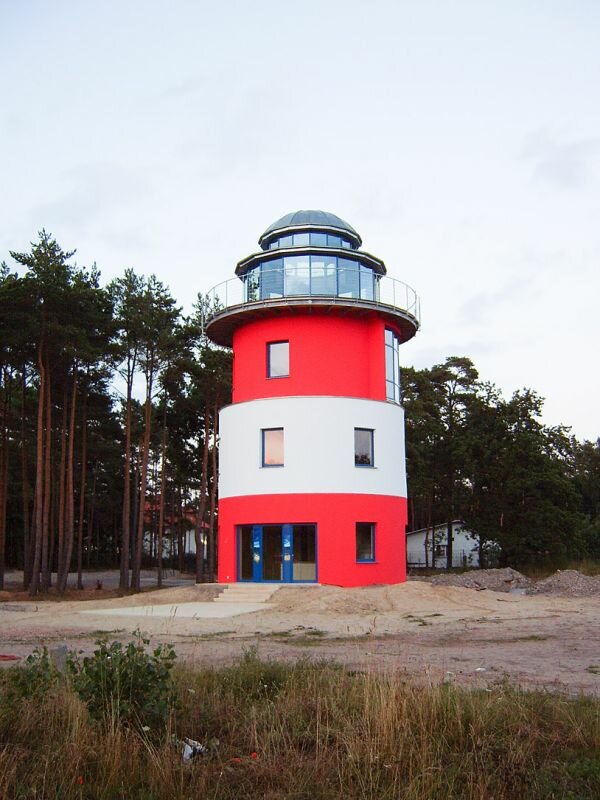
427, 567, 532, 593
527, 570, 600, 597
272, 581, 513, 618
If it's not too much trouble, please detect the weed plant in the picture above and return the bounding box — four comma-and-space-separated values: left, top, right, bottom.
0, 640, 599, 798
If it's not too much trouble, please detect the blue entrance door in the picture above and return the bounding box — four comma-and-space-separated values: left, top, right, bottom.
238, 524, 316, 582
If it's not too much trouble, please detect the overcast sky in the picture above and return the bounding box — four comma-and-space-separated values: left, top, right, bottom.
1, 1, 598, 439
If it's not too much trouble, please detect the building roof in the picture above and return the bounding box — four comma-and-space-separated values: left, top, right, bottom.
259, 210, 362, 248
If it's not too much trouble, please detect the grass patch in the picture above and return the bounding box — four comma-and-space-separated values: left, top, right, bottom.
1, 639, 600, 798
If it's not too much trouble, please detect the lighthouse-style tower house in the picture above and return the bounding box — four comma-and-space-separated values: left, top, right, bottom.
205, 211, 419, 587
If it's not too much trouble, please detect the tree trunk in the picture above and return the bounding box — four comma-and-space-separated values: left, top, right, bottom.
40, 367, 52, 592
56, 385, 68, 587
157, 399, 167, 588
0, 369, 9, 590
48, 458, 56, 586
119, 400, 132, 590
132, 379, 153, 592
87, 465, 97, 569
207, 405, 218, 580
21, 367, 32, 588
77, 390, 88, 590
195, 406, 210, 583
177, 486, 184, 572
29, 337, 46, 596
58, 366, 77, 592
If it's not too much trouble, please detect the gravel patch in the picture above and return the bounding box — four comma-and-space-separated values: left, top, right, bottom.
527, 570, 600, 597
427, 568, 533, 593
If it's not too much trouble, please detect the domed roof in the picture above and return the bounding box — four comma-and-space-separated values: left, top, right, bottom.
259, 210, 361, 247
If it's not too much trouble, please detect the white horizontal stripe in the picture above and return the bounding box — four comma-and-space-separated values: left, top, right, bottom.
219, 396, 407, 499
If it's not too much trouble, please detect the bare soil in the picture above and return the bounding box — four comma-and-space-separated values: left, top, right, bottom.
1, 570, 599, 696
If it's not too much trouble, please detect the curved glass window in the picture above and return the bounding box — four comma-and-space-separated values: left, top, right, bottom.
267, 232, 356, 250
260, 259, 283, 299
243, 256, 379, 303
385, 328, 401, 403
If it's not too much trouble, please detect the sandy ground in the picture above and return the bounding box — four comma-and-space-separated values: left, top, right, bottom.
2, 572, 600, 696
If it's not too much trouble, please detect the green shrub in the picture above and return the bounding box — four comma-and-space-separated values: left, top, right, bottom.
67, 631, 177, 732
1, 647, 59, 703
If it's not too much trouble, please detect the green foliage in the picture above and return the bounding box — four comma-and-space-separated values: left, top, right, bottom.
1, 647, 59, 702
67, 632, 177, 731
404, 356, 589, 568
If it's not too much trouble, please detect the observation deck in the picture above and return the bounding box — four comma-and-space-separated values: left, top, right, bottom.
204, 269, 420, 347
204, 209, 420, 347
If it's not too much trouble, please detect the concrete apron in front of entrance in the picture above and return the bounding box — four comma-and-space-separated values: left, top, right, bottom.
78, 582, 297, 620
79, 601, 272, 620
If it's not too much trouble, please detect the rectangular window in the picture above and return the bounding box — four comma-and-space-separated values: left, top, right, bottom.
385, 328, 401, 403
267, 341, 289, 378
356, 523, 375, 562
262, 428, 284, 467
284, 255, 310, 295
261, 259, 284, 299
359, 265, 374, 300
354, 428, 374, 466
310, 232, 327, 247
310, 253, 337, 295
338, 258, 359, 297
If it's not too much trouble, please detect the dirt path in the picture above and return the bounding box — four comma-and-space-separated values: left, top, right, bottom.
2, 578, 599, 695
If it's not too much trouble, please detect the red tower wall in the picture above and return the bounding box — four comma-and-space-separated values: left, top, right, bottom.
218, 493, 407, 587
232, 314, 389, 403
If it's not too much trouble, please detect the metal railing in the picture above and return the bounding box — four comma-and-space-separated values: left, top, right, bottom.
204, 273, 420, 328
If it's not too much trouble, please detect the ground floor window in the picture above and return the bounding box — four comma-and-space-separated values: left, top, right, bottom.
356, 522, 375, 562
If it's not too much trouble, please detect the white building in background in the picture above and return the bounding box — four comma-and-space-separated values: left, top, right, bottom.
406, 520, 481, 569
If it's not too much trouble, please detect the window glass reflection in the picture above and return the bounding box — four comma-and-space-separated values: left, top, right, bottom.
261, 260, 284, 298
262, 428, 284, 466
285, 255, 310, 295
249, 256, 381, 303
310, 253, 337, 295
267, 341, 289, 378
266, 232, 356, 250
246, 268, 260, 302
360, 265, 374, 300
338, 259, 360, 297
293, 232, 310, 246
354, 428, 374, 466
385, 328, 401, 403
356, 523, 375, 561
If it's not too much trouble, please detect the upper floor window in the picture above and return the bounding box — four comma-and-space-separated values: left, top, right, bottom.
385, 328, 401, 403
267, 341, 289, 378
267, 232, 355, 250
244, 255, 378, 303
262, 428, 284, 467
354, 428, 374, 467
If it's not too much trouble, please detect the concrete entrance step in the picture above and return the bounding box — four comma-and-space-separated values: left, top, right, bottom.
214, 583, 282, 603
